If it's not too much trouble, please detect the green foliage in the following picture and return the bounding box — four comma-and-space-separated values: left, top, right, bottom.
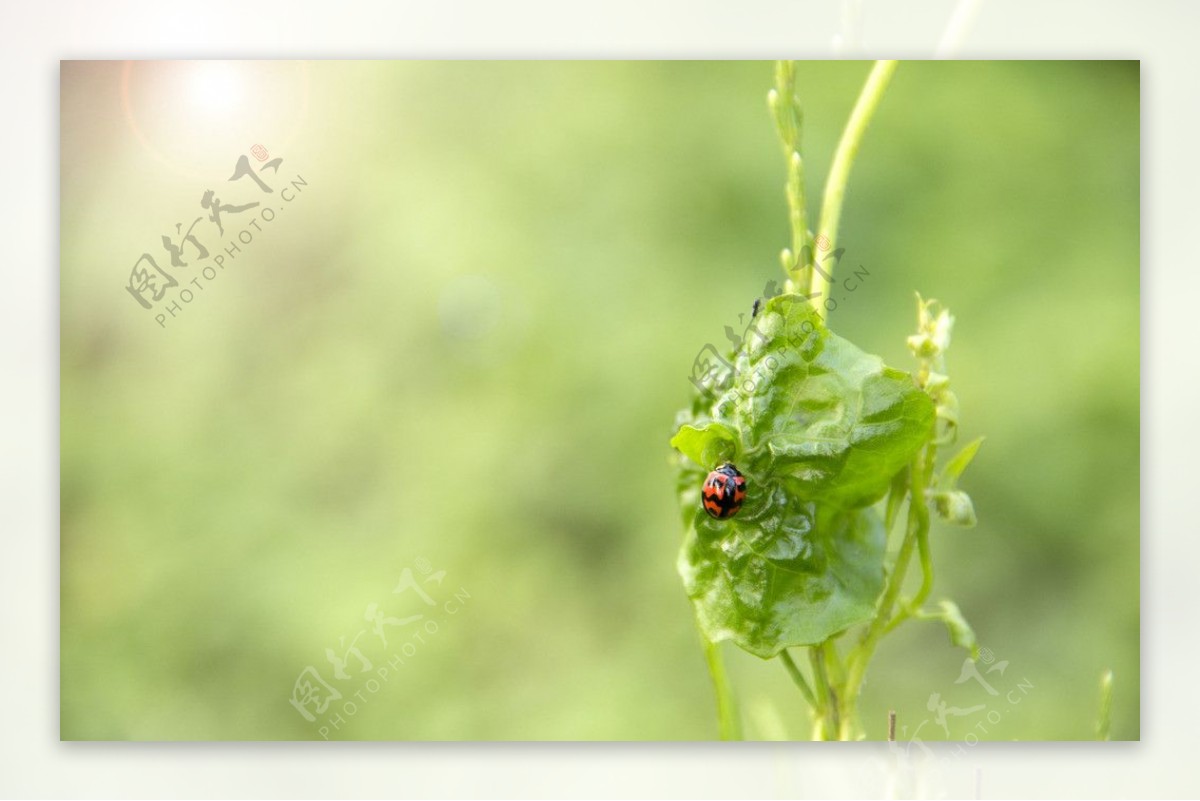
59, 61, 1139, 742
681, 500, 887, 658
671, 298, 933, 656
670, 61, 990, 740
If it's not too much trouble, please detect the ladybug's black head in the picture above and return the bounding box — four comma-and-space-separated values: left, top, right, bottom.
715, 462, 742, 478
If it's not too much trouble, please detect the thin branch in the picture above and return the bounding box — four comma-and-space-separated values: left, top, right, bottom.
768, 60, 811, 292
810, 646, 839, 739
1097, 669, 1114, 741
812, 60, 898, 301
780, 648, 819, 710
703, 638, 742, 740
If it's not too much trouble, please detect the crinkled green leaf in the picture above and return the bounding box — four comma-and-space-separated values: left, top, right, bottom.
669, 422, 740, 471
678, 497, 886, 657
672, 294, 936, 656
706, 295, 934, 509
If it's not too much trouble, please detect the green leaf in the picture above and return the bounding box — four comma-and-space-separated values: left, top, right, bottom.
939, 436, 985, 489
669, 422, 740, 472
923, 599, 979, 660
672, 294, 936, 656
702, 295, 935, 508
678, 500, 887, 657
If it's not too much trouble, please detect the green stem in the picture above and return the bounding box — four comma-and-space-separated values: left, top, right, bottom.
821, 639, 845, 688
1097, 669, 1114, 741
779, 648, 819, 710
885, 444, 936, 634
913, 513, 934, 607
820, 639, 853, 740
703, 638, 742, 740
812, 59, 898, 301
840, 443, 930, 739
884, 468, 909, 533
769, 60, 811, 292
810, 645, 839, 740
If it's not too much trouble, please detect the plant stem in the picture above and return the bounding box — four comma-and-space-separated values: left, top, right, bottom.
885, 443, 936, 635
769, 60, 811, 292
702, 638, 742, 740
912, 511, 935, 607
780, 648, 818, 710
810, 645, 839, 739
821, 639, 845, 687
840, 443, 930, 739
812, 59, 898, 301
884, 468, 909, 532
1097, 669, 1114, 741
819, 639, 852, 739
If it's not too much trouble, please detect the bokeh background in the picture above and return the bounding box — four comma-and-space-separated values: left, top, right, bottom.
60, 60, 1138, 741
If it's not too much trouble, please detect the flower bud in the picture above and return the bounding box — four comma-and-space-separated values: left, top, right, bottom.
906, 332, 938, 359
931, 490, 977, 527
908, 295, 955, 359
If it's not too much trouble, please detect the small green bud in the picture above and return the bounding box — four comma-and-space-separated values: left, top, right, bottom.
906, 332, 938, 359
909, 294, 955, 359
931, 490, 977, 527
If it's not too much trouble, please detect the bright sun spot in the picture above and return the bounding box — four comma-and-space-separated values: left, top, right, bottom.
188, 62, 243, 114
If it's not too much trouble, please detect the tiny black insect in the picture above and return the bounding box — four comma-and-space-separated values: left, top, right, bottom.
751, 298, 762, 318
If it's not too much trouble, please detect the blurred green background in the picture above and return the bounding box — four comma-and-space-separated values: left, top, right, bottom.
61, 60, 1139, 740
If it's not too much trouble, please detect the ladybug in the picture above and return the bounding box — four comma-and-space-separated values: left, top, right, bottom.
702, 462, 747, 520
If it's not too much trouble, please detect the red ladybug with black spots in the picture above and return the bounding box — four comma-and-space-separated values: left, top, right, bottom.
702, 462, 747, 520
